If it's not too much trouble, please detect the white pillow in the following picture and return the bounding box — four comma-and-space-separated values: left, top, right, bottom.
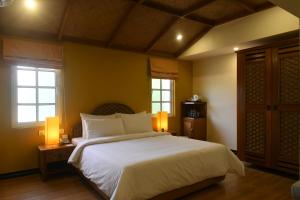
85, 118, 125, 139
80, 113, 116, 139
120, 113, 153, 134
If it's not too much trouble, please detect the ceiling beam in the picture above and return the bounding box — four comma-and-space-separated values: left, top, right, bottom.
133, 0, 214, 26
145, 17, 179, 53
230, 0, 255, 13
215, 2, 275, 26
175, 27, 211, 57
255, 1, 275, 12
57, 0, 74, 40
181, 0, 218, 17
106, 0, 145, 47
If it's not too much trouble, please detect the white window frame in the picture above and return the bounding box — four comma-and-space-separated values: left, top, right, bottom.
151, 78, 175, 116
11, 65, 63, 128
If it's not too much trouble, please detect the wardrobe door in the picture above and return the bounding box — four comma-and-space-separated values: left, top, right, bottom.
272, 42, 300, 174
238, 49, 272, 166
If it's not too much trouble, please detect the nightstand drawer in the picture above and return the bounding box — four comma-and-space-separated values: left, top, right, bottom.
45, 148, 73, 163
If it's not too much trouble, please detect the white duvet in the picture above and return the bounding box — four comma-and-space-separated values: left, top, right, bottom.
68, 132, 244, 200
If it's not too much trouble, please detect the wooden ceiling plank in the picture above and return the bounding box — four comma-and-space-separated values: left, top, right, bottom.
58, 0, 75, 40
230, 0, 255, 13
182, 0, 218, 17
106, 0, 145, 47
129, 0, 214, 26
175, 27, 211, 57
145, 17, 179, 53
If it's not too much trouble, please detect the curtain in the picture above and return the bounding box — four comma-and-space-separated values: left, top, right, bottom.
2, 38, 63, 68
149, 57, 179, 79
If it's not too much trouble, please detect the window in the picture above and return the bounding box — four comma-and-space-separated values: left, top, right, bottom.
12, 66, 61, 127
151, 78, 174, 115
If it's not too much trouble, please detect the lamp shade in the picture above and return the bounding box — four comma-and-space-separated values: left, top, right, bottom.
45, 116, 59, 145
157, 111, 168, 132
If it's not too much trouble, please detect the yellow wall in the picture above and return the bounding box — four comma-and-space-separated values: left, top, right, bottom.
193, 53, 237, 150
0, 41, 193, 174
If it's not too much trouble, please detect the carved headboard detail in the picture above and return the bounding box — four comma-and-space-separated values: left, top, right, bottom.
71, 103, 135, 138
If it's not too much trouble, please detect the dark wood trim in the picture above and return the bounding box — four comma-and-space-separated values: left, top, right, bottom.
230, 0, 255, 13
63, 35, 107, 46
185, 15, 215, 27
0, 168, 39, 180
215, 3, 275, 26
246, 163, 298, 179
106, 0, 145, 47
65, 35, 175, 57
136, 0, 214, 26
0, 30, 176, 59
237, 38, 299, 54
237, 52, 245, 161
181, 0, 218, 17
57, 0, 74, 40
255, 1, 275, 12
1, 28, 58, 42
175, 27, 211, 57
145, 17, 179, 53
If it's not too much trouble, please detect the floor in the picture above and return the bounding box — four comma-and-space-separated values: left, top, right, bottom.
0, 167, 295, 200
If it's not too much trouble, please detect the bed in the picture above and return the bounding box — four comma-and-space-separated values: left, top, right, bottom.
68, 103, 244, 200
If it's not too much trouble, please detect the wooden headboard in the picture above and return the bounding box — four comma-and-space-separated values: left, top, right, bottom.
71, 103, 135, 138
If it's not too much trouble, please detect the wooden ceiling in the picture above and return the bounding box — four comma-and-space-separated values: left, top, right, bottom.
0, 0, 274, 58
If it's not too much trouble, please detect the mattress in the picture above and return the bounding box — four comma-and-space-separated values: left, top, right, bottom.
69, 132, 244, 200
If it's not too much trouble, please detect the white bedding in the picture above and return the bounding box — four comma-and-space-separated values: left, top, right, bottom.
69, 132, 244, 200
71, 137, 86, 145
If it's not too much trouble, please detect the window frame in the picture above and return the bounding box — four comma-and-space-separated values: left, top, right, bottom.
11, 65, 63, 128
151, 78, 175, 117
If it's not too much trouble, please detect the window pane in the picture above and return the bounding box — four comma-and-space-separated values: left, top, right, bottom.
152, 103, 161, 114
162, 103, 171, 113
18, 88, 36, 103
152, 79, 160, 89
38, 105, 55, 122
18, 105, 36, 123
162, 91, 170, 101
17, 70, 36, 86
38, 71, 55, 86
38, 88, 56, 103
152, 90, 160, 102
162, 79, 171, 89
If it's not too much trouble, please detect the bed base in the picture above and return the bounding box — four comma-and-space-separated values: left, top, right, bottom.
76, 168, 225, 200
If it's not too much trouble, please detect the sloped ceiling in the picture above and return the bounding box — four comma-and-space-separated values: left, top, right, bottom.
180, 6, 299, 60
0, 0, 274, 58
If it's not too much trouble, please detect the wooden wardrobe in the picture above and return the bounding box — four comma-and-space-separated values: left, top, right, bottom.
237, 38, 300, 175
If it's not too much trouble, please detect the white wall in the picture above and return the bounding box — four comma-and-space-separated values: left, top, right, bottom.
193, 53, 237, 150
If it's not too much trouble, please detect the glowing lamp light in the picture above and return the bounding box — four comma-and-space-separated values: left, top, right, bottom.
45, 116, 59, 145
24, 0, 37, 10
157, 111, 168, 132
176, 34, 183, 41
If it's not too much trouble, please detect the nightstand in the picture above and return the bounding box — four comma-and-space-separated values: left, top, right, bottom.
38, 144, 75, 180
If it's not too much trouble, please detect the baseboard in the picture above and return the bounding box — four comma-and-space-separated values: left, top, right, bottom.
0, 168, 39, 180
245, 163, 298, 180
